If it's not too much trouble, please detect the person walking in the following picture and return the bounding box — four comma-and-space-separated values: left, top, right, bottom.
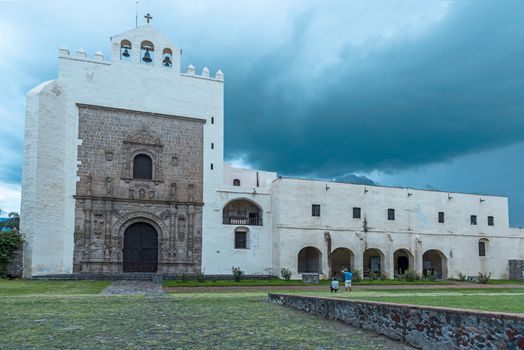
342, 268, 353, 292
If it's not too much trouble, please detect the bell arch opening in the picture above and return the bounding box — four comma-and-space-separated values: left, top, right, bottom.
140, 40, 155, 64
162, 48, 173, 67
120, 39, 132, 60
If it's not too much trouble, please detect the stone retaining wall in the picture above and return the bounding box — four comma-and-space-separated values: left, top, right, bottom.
268, 293, 524, 350
509, 260, 524, 280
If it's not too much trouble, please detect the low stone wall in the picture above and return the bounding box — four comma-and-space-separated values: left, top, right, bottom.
5, 248, 23, 278
268, 293, 524, 350
302, 273, 320, 284
509, 260, 524, 280
31, 273, 276, 281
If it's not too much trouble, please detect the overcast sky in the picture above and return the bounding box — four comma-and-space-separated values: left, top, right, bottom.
1, 0, 523, 226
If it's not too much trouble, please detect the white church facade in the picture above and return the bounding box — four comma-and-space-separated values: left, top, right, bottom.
21, 25, 524, 280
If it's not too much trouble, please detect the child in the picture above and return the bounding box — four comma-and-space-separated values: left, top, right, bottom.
330, 277, 339, 293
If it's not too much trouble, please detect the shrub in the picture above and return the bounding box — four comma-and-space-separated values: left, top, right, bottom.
457, 271, 467, 281
478, 272, 491, 284
179, 273, 188, 282
401, 269, 419, 282
232, 266, 243, 282
0, 229, 24, 277
368, 271, 378, 281
195, 271, 206, 282
425, 269, 437, 281
280, 267, 292, 281
352, 269, 362, 282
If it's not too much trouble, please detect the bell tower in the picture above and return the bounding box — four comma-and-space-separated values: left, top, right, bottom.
110, 24, 182, 72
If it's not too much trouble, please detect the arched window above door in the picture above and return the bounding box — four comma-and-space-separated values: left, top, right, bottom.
133, 154, 153, 179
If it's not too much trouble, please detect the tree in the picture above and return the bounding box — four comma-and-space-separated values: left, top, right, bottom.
0, 212, 23, 277
0, 212, 19, 231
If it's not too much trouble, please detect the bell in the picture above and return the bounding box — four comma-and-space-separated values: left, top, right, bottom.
142, 48, 152, 63
122, 48, 130, 57
163, 55, 172, 67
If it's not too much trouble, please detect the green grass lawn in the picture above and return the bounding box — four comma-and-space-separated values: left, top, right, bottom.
287, 288, 524, 314
351, 294, 524, 313
0, 287, 410, 349
163, 277, 449, 288
0, 279, 110, 296
486, 279, 524, 285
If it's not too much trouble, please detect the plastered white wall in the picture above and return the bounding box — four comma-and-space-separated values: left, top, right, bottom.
201, 165, 277, 274
271, 178, 523, 279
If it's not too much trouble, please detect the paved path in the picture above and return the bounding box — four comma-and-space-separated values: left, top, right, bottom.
164, 282, 524, 293
101, 280, 165, 297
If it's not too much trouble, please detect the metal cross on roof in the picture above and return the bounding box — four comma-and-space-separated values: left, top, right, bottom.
144, 13, 153, 24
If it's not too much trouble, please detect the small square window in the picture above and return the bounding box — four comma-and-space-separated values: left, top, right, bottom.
487, 216, 494, 226
470, 215, 477, 225
312, 204, 321, 217
387, 208, 395, 221
353, 207, 361, 219
235, 231, 247, 249
438, 212, 445, 223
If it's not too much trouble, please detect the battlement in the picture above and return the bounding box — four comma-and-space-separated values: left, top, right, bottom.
182, 64, 224, 81
58, 47, 110, 65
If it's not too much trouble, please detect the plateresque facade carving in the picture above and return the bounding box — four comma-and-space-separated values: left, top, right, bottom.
73, 104, 204, 273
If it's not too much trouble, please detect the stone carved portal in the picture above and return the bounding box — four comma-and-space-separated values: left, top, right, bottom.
123, 222, 158, 272
73, 104, 204, 275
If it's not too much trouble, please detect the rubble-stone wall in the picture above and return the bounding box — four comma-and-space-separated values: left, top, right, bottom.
509, 260, 524, 280
268, 294, 524, 350
5, 248, 23, 278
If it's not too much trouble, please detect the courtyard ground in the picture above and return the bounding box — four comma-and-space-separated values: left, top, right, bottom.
2, 279, 524, 349
0, 279, 410, 349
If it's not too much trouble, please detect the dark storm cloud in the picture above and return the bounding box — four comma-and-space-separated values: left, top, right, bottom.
222, 1, 524, 177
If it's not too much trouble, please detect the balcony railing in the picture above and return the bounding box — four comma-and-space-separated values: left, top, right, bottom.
223, 217, 263, 226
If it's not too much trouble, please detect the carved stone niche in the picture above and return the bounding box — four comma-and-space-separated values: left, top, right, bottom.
93, 211, 105, 236
178, 216, 186, 241
128, 182, 156, 200
120, 126, 164, 184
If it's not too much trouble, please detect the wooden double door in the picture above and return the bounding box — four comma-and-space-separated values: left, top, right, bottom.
123, 222, 158, 272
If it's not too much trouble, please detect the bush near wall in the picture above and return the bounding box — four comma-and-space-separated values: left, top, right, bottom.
0, 229, 24, 277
